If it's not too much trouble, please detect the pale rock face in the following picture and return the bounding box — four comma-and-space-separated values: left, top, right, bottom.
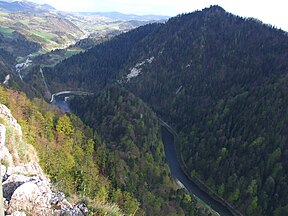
4, 174, 86, 215
0, 124, 5, 159
1, 146, 13, 167
11, 211, 26, 216
0, 104, 24, 167
7, 181, 53, 215
0, 105, 22, 137
0, 124, 13, 167
50, 192, 73, 209
3, 74, 10, 86
126, 56, 155, 82
6, 161, 45, 178
1, 165, 6, 178
2, 174, 33, 201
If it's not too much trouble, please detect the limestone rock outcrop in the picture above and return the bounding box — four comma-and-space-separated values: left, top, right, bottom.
0, 104, 87, 215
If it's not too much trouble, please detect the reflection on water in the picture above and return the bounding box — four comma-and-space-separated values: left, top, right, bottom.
52, 96, 70, 112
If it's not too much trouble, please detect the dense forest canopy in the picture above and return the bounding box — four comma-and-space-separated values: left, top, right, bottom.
38, 5, 288, 215
69, 85, 205, 215
0, 86, 126, 215
42, 23, 162, 93
0, 85, 206, 215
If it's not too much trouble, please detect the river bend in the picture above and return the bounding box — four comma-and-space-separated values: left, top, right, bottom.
162, 127, 234, 216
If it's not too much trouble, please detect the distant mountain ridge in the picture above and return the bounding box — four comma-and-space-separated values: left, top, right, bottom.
0, 0, 169, 22
0, 0, 168, 86
0, 0, 55, 13
79, 11, 170, 21
40, 3, 55, 10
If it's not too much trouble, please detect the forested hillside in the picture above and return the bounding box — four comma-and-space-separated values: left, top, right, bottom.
0, 0, 167, 94
123, 7, 288, 216
0, 50, 13, 81
0, 86, 120, 215
43, 23, 161, 92
0, 84, 206, 215
0, 86, 148, 215
40, 5, 288, 215
0, 31, 40, 83
69, 85, 204, 215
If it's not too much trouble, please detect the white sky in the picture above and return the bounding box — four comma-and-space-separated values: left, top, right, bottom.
30, 0, 288, 31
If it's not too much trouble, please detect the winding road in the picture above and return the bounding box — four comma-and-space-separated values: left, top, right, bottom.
50, 91, 93, 103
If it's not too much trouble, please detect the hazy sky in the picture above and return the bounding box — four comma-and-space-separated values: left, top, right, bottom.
30, 0, 288, 31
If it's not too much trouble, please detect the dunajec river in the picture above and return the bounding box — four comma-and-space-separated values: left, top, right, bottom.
52, 95, 70, 112
161, 127, 234, 216
52, 95, 235, 216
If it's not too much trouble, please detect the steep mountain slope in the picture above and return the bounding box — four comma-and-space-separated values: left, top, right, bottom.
43, 6, 288, 215
0, 86, 136, 215
0, 9, 83, 51
0, 85, 205, 215
0, 102, 90, 215
0, 5, 83, 84
0, 50, 14, 81
69, 85, 205, 215
0, 30, 41, 58
43, 23, 161, 93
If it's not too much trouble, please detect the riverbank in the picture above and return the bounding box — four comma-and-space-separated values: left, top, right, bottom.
161, 122, 243, 216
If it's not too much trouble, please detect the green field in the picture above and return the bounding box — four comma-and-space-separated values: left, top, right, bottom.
0, 10, 8, 18
19, 19, 30, 25
0, 16, 7, 21
31, 30, 56, 41
64, 49, 82, 58
0, 26, 14, 37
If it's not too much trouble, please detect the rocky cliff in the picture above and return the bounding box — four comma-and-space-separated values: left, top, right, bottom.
0, 104, 87, 216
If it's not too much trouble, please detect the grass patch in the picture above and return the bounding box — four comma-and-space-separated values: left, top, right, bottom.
16, 56, 27, 63
0, 26, 14, 37
0, 11, 8, 19
89, 200, 123, 216
31, 30, 56, 41
3, 120, 38, 166
64, 50, 82, 58
33, 16, 45, 22
0, 16, 8, 21
16, 49, 47, 63
19, 19, 30, 25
